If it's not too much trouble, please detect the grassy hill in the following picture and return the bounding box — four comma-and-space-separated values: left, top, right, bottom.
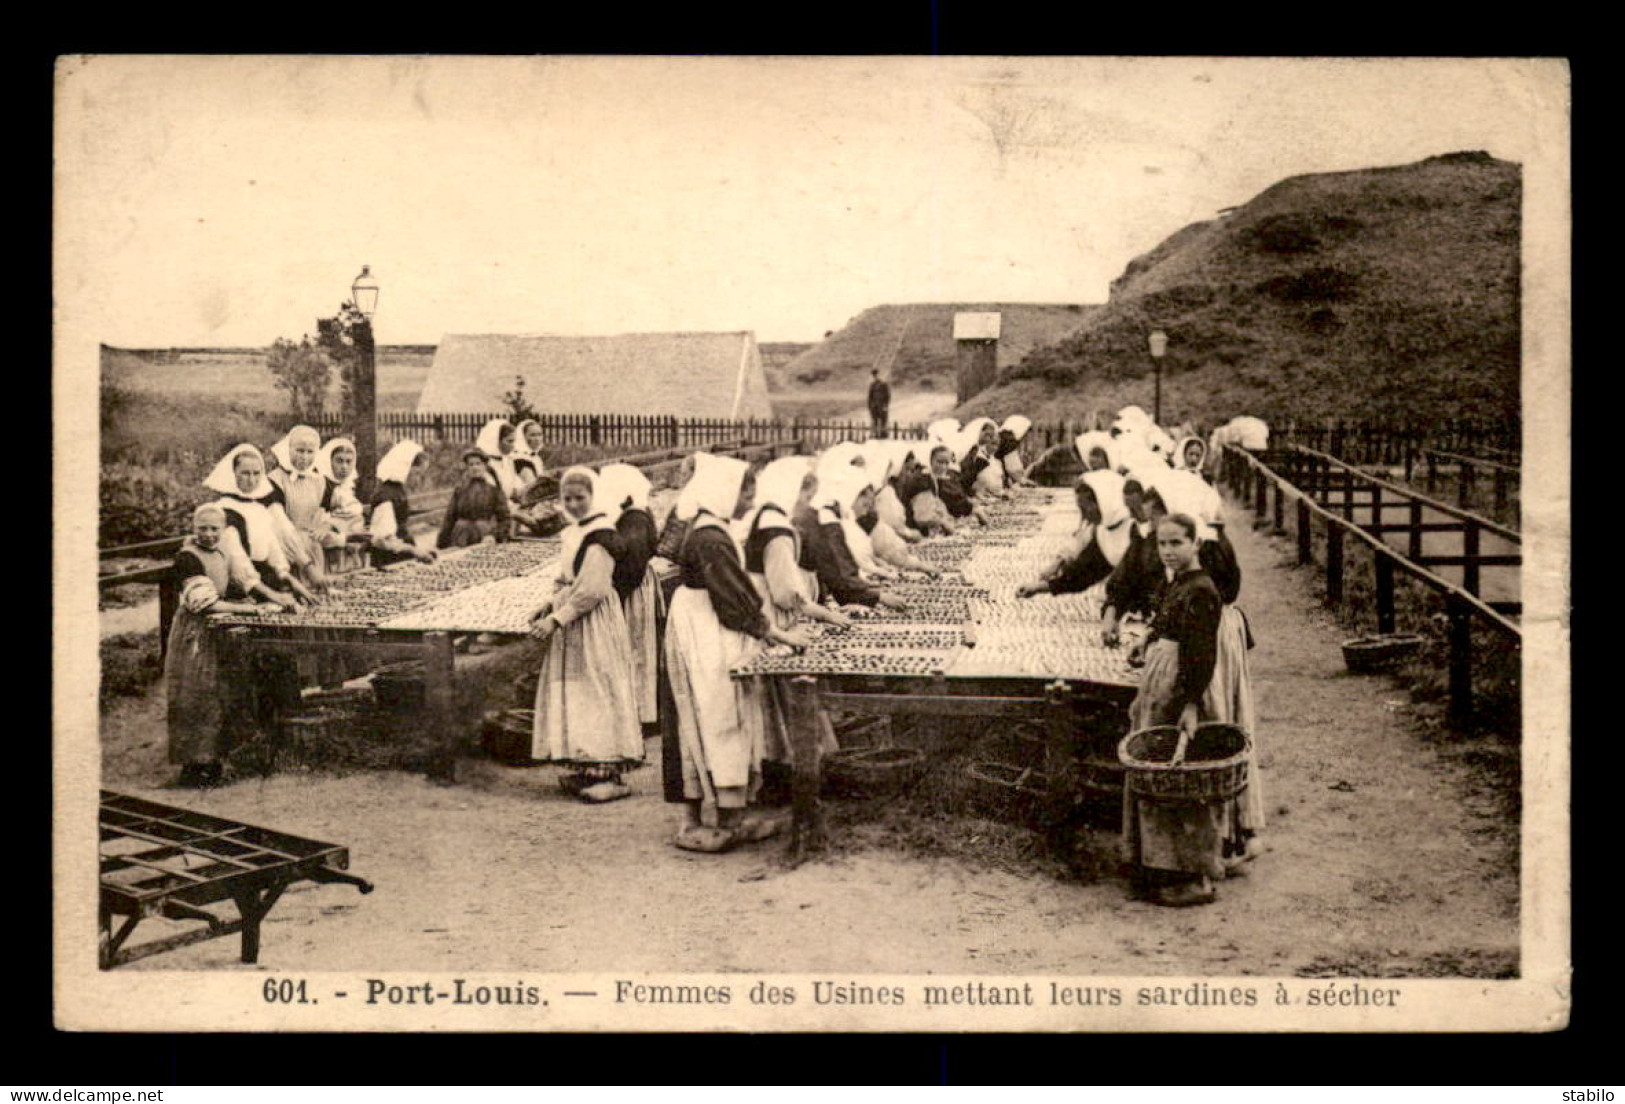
775, 303, 1099, 393
958, 152, 1521, 427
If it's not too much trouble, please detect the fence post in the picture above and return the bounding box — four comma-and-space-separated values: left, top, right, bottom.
1375, 550, 1396, 634
1341, 472, 1355, 522
1408, 499, 1423, 562
1425, 452, 1437, 494
1297, 497, 1312, 565
1447, 594, 1473, 730
1325, 524, 1344, 606
1254, 465, 1267, 518
1272, 478, 1285, 534
1459, 458, 1474, 511
1462, 521, 1481, 596
590, 415, 602, 446
1403, 430, 1415, 483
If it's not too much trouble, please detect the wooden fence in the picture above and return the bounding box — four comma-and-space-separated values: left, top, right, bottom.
1220, 444, 1521, 730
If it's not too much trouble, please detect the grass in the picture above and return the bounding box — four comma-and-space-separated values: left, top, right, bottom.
101, 630, 164, 710
964, 153, 1520, 427
1249, 486, 1521, 744
106, 351, 431, 413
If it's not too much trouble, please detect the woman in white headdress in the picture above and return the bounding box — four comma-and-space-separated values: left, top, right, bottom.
1017, 469, 1134, 599
316, 436, 364, 540
846, 454, 938, 577
743, 456, 850, 763
203, 444, 317, 607
654, 453, 703, 563
512, 419, 546, 487
872, 441, 925, 541
819, 463, 895, 582
201, 445, 313, 766
955, 418, 1005, 498
475, 418, 523, 504
267, 424, 340, 583
165, 502, 272, 787
1074, 431, 1120, 475
997, 415, 1034, 487
527, 466, 645, 802
666, 454, 811, 850
1150, 468, 1261, 866
596, 462, 665, 732
365, 442, 437, 568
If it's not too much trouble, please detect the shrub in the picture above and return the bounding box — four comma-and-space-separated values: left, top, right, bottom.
266, 336, 333, 420
101, 630, 164, 710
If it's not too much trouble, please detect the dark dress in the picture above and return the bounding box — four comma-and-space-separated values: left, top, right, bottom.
959, 451, 992, 496
1047, 534, 1118, 596
367, 482, 416, 568
664, 521, 770, 813
165, 545, 243, 765
1105, 524, 1161, 619
793, 504, 880, 607
436, 475, 511, 549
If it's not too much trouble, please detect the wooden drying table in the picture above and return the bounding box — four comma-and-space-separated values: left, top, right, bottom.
210, 621, 470, 783
755, 669, 1139, 859
99, 791, 372, 969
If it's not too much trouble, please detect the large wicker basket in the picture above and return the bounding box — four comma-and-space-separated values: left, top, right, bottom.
482, 708, 541, 765
1118, 723, 1250, 805
825, 745, 925, 798
372, 662, 426, 713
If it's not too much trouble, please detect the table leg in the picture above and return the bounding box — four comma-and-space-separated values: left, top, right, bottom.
423, 631, 458, 785
786, 675, 828, 862
232, 881, 289, 965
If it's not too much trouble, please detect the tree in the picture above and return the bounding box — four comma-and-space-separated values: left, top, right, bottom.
501, 375, 540, 424
266, 336, 332, 420
315, 301, 369, 428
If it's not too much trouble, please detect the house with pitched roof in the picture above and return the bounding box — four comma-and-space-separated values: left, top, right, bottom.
415, 331, 775, 418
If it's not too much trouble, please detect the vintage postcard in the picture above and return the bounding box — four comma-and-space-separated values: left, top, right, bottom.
55, 55, 1570, 1032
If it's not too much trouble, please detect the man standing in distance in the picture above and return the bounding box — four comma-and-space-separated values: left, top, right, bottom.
867, 368, 892, 439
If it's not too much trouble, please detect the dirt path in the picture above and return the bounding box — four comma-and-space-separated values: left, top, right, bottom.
101, 489, 1518, 977
836, 390, 958, 428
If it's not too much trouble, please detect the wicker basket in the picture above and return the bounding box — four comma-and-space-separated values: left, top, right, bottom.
1341, 634, 1427, 674
300, 686, 375, 711
824, 745, 925, 798
482, 709, 541, 765
1118, 723, 1250, 805
372, 662, 426, 713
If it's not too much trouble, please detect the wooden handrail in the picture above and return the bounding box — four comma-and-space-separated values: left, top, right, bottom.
1223, 446, 1520, 640
1422, 447, 1521, 476
1290, 444, 1520, 541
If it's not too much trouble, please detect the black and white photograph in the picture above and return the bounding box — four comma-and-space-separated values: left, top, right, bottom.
53, 55, 1569, 1032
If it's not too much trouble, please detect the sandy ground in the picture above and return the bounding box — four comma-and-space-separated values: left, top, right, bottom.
837, 390, 958, 428
98, 490, 1519, 977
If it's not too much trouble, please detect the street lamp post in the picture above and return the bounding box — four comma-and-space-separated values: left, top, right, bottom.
1148, 329, 1168, 425
351, 266, 380, 503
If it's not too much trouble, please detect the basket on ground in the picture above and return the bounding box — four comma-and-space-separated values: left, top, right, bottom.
1118, 723, 1250, 805
1341, 634, 1426, 674
824, 745, 925, 798
372, 662, 426, 712
482, 709, 541, 765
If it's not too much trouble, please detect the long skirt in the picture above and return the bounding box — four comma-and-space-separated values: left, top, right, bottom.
532, 598, 645, 766
165, 607, 226, 765
624, 568, 664, 727
1202, 605, 1263, 833
665, 585, 766, 821
443, 516, 503, 548
749, 570, 839, 763
1122, 638, 1253, 880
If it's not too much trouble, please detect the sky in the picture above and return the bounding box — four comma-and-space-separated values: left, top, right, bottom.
55, 56, 1564, 347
